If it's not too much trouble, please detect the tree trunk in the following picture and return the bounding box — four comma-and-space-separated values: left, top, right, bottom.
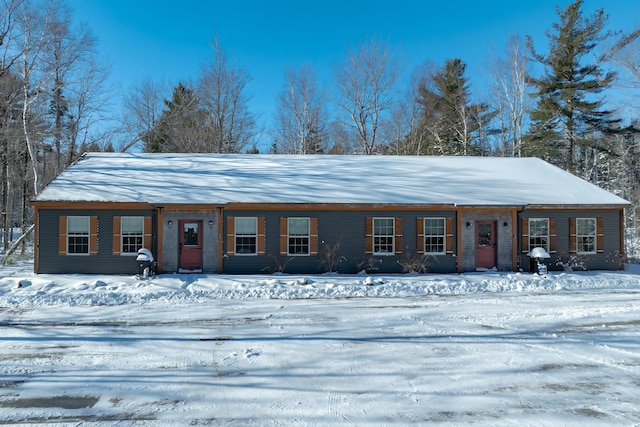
1, 223, 34, 265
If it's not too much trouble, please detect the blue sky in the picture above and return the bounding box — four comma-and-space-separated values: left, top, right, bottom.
70, 0, 639, 149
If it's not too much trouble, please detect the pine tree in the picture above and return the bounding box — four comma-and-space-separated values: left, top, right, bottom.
525, 0, 622, 174
142, 83, 213, 153
415, 58, 494, 155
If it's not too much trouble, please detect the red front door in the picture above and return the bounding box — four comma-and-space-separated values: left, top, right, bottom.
476, 221, 497, 269
179, 220, 203, 272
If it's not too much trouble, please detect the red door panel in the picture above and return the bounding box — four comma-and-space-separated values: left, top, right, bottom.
476, 221, 497, 269
179, 220, 203, 272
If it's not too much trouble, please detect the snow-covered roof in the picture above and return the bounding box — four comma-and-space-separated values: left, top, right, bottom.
33, 153, 629, 207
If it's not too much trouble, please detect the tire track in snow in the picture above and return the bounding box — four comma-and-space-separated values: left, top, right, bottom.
327, 391, 349, 423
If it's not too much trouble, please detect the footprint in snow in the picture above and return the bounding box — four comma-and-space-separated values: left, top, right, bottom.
244, 349, 260, 359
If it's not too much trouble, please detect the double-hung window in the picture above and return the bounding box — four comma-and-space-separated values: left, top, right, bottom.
67, 216, 90, 255
424, 218, 446, 254
373, 217, 395, 254
235, 217, 257, 255
576, 218, 596, 254
288, 218, 310, 255
121, 217, 144, 254
529, 218, 550, 253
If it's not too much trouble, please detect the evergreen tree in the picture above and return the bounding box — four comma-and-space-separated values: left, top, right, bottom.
415, 58, 495, 155
525, 0, 624, 173
142, 83, 213, 153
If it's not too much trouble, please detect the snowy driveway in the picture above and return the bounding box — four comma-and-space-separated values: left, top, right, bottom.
2, 289, 640, 425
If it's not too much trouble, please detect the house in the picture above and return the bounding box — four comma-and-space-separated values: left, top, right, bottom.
31, 153, 630, 275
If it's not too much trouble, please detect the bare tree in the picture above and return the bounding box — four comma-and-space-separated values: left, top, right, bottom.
325, 121, 352, 154
122, 77, 168, 152
610, 32, 640, 120
65, 53, 112, 158
197, 34, 257, 153
44, 3, 105, 173
333, 37, 399, 154
16, 0, 52, 194
487, 35, 530, 157
273, 64, 327, 154
388, 65, 427, 155
0, 0, 23, 250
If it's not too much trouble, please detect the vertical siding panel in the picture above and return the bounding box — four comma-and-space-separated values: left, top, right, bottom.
226, 217, 235, 255
279, 217, 288, 255
310, 217, 318, 255
445, 217, 454, 254
395, 217, 402, 254
257, 217, 266, 255
58, 216, 67, 255
143, 216, 152, 249
112, 217, 121, 255
89, 216, 98, 255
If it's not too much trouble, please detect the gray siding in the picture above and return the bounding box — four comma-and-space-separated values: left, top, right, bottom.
223, 210, 457, 274
519, 209, 623, 271
37, 206, 623, 275
38, 208, 156, 274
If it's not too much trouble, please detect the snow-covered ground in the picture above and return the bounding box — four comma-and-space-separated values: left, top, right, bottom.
1, 262, 640, 426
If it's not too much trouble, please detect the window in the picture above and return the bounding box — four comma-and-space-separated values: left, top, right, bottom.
424, 218, 446, 254
288, 218, 310, 255
576, 218, 596, 254
67, 216, 89, 254
59, 216, 98, 256
227, 217, 266, 256
279, 217, 318, 256
529, 218, 549, 253
121, 217, 144, 254
113, 216, 151, 256
373, 217, 395, 254
235, 217, 257, 255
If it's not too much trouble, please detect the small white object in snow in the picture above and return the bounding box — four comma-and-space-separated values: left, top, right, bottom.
364, 277, 383, 286
528, 247, 551, 259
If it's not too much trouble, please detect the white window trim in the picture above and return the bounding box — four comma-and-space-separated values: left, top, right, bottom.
528, 218, 550, 254
288, 217, 310, 256
424, 217, 446, 255
373, 217, 395, 256
576, 217, 597, 255
235, 217, 258, 256
67, 216, 90, 256
120, 216, 144, 256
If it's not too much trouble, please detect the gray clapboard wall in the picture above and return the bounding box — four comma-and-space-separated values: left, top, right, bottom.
222, 210, 457, 274
37, 208, 155, 274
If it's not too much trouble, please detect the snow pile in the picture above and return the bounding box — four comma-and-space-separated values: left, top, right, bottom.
2, 262, 640, 425
2, 261, 640, 307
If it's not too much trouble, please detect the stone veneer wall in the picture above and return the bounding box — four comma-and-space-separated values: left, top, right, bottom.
460, 211, 514, 272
